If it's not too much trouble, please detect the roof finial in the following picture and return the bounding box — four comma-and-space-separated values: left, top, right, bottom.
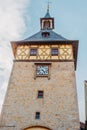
47, 0, 51, 13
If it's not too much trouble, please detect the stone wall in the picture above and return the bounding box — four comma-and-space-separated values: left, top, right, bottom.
0, 61, 80, 130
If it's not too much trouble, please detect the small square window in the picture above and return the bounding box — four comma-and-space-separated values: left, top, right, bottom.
30, 48, 37, 56
35, 112, 40, 119
51, 48, 58, 55
38, 91, 44, 98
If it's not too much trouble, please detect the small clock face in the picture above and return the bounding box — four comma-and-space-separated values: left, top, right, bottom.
36, 65, 48, 76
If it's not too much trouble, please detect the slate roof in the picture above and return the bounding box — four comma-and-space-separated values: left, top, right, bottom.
23, 29, 67, 42
23, 9, 67, 42
44, 11, 51, 18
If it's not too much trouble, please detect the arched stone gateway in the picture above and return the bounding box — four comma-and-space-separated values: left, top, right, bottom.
24, 126, 51, 130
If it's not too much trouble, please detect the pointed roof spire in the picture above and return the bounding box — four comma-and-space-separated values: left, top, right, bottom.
47, 1, 50, 13
44, 1, 51, 18
40, 1, 54, 30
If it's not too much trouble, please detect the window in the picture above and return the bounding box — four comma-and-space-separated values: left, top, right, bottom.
30, 48, 37, 56
38, 91, 44, 98
35, 112, 40, 119
44, 20, 50, 29
42, 32, 50, 38
51, 48, 58, 55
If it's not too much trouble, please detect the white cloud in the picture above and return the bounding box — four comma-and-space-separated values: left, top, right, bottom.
0, 81, 8, 111
0, 0, 31, 112
0, 0, 30, 41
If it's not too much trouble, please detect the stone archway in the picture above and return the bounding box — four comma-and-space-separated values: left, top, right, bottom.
24, 126, 51, 130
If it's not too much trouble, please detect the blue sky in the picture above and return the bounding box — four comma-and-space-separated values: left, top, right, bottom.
0, 0, 87, 123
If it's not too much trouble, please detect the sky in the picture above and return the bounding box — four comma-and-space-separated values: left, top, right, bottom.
0, 0, 87, 123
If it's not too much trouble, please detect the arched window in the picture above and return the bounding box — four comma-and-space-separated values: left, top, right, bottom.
43, 21, 50, 29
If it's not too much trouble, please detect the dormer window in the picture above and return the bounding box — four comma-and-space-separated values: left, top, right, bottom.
42, 32, 50, 38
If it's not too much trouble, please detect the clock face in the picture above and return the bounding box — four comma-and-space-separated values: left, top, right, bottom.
36, 65, 48, 76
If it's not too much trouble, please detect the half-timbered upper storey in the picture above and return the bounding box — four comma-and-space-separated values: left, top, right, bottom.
11, 8, 78, 70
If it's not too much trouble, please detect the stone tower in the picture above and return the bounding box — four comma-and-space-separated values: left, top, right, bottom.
0, 7, 79, 130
